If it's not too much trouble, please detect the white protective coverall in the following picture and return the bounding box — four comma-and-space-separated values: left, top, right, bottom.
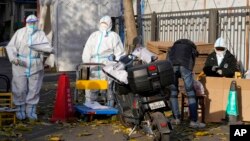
6, 15, 54, 120
82, 15, 125, 106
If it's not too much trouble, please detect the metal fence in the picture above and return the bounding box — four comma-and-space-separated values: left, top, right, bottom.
141, 14, 152, 44
218, 7, 250, 70
140, 6, 250, 70
157, 10, 210, 43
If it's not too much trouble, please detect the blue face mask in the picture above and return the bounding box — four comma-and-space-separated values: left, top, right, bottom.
27, 24, 38, 34
28, 24, 37, 30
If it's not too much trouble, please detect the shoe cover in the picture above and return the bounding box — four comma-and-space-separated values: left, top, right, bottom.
16, 104, 26, 120
26, 104, 37, 120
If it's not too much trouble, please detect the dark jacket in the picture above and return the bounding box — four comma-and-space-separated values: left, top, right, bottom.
168, 39, 198, 70
203, 50, 239, 77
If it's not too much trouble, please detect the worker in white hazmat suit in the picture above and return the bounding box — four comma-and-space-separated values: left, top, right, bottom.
82, 15, 125, 107
6, 15, 54, 120
203, 37, 239, 77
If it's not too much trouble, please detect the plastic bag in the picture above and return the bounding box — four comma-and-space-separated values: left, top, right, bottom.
193, 80, 205, 95
132, 47, 157, 63
102, 62, 128, 84
244, 69, 250, 79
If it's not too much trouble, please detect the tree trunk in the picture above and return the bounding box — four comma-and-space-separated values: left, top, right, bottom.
123, 0, 138, 53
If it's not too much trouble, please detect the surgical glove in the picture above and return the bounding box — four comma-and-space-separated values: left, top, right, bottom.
212, 66, 219, 71
26, 104, 37, 120
17, 59, 27, 67
216, 69, 222, 75
11, 59, 19, 65
16, 105, 26, 120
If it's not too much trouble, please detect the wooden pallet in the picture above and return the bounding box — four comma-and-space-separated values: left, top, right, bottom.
0, 93, 16, 126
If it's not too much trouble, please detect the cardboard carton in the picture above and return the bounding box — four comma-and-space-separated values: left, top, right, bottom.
200, 77, 250, 122
146, 41, 214, 55
146, 41, 214, 73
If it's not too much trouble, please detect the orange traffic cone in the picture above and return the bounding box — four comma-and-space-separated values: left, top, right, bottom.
51, 73, 75, 122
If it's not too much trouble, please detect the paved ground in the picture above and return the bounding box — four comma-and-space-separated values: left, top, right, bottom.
0, 57, 231, 141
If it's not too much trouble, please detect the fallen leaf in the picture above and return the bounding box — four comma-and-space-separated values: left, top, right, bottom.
15, 123, 32, 131
219, 137, 228, 140
0, 130, 15, 137
47, 134, 63, 141
40, 122, 52, 126
77, 132, 92, 137
97, 134, 104, 138
216, 133, 226, 136
113, 129, 121, 134
164, 111, 173, 117
193, 137, 200, 140
48, 136, 61, 141
194, 131, 210, 136
95, 120, 110, 125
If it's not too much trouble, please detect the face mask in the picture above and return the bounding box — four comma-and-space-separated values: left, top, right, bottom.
215, 49, 226, 57
99, 23, 108, 32
27, 24, 38, 34
215, 50, 225, 66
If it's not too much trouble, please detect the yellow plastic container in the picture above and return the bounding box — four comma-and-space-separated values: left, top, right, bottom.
76, 80, 108, 90
234, 72, 242, 79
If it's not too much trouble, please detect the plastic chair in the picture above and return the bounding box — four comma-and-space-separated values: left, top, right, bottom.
0, 74, 16, 126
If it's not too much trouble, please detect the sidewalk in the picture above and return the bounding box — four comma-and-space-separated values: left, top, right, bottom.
0, 57, 230, 141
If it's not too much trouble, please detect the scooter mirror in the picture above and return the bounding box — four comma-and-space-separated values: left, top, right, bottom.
108, 54, 116, 61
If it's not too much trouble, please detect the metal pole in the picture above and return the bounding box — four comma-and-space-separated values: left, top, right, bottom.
151, 11, 157, 41
137, 0, 142, 36
204, 0, 206, 9
10, 0, 15, 37
208, 9, 218, 43
56, 0, 59, 71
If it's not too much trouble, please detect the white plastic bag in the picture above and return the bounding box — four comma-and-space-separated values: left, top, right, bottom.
244, 70, 250, 79
193, 80, 205, 95
102, 62, 128, 84
132, 47, 157, 63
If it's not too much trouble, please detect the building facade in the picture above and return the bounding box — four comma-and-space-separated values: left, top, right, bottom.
134, 0, 249, 14
0, 0, 37, 42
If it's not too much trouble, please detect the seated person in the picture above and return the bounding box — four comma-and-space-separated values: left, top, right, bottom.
203, 37, 239, 77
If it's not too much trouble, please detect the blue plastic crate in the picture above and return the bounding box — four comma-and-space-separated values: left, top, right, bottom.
75, 105, 118, 115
